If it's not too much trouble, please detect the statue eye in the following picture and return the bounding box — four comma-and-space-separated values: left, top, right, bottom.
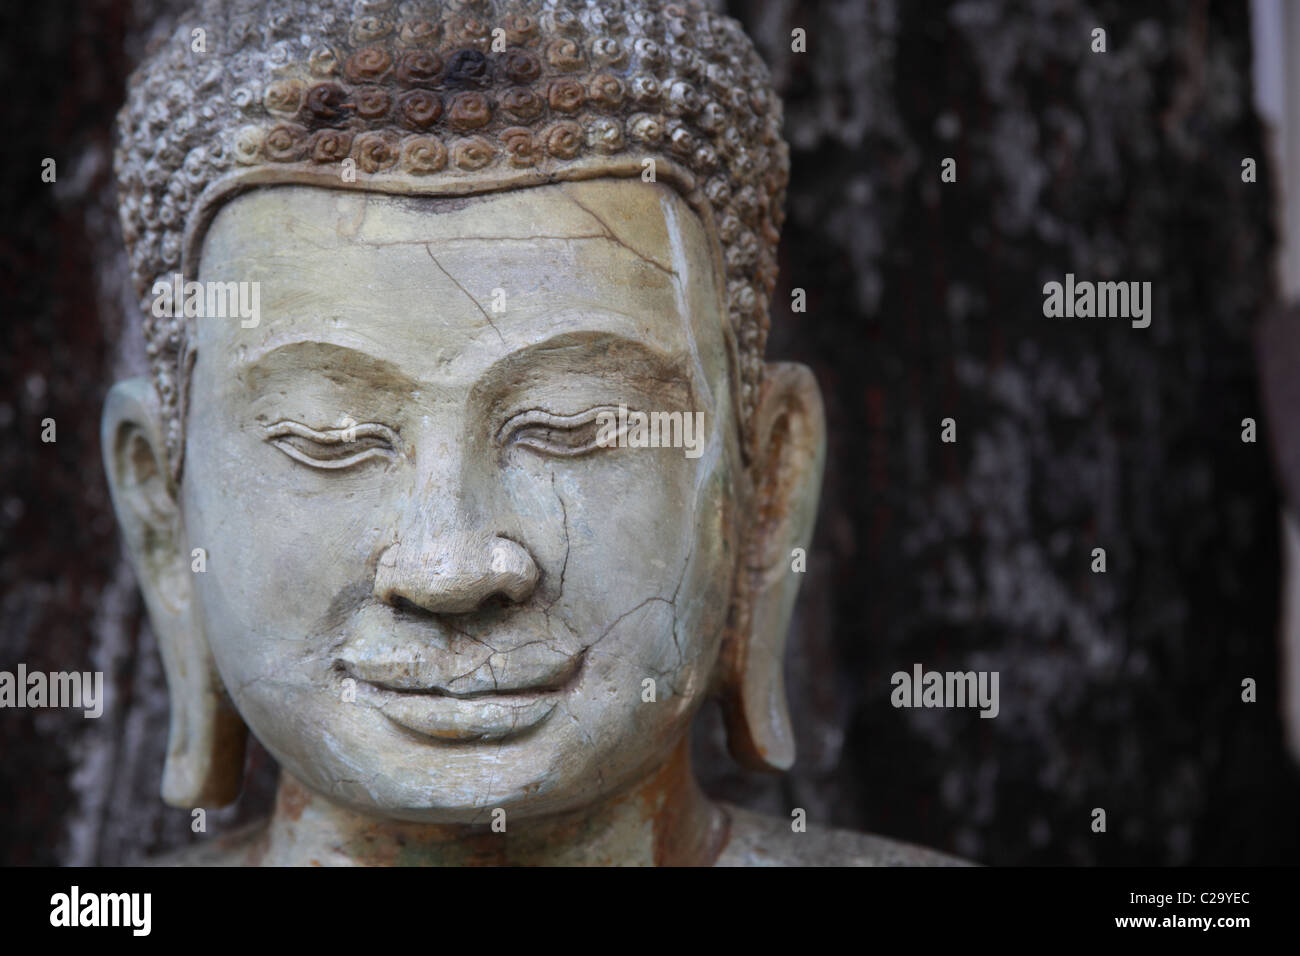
264, 420, 398, 470
499, 407, 620, 458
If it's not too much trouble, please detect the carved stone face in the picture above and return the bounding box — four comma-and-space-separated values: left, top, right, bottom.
180, 180, 741, 821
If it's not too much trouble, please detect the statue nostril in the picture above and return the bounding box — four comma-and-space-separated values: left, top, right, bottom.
374, 533, 539, 614
478, 592, 514, 614
389, 594, 428, 617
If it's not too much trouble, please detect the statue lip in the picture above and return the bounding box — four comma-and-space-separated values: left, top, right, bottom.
347, 659, 582, 699
335, 647, 586, 743
363, 679, 571, 700
334, 631, 584, 698
368, 690, 562, 743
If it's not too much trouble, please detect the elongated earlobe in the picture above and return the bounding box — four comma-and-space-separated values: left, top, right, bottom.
102, 378, 247, 806
721, 362, 826, 771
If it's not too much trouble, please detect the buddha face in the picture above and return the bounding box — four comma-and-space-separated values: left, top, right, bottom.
176, 180, 741, 821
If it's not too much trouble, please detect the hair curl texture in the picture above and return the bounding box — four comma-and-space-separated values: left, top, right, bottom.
114, 0, 789, 475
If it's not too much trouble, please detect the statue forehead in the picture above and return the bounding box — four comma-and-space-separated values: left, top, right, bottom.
192, 179, 731, 394
202, 177, 704, 258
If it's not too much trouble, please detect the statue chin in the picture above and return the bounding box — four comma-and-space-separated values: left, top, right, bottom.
104, 0, 964, 866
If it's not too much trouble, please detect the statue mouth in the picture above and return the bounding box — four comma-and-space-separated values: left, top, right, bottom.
335, 646, 586, 743
367, 688, 562, 743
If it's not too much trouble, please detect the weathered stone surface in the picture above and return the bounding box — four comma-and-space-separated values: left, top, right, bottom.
3, 0, 1298, 866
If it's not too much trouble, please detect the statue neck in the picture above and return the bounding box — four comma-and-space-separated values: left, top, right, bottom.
259, 737, 729, 866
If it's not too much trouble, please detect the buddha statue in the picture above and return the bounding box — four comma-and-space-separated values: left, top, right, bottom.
105, 0, 958, 865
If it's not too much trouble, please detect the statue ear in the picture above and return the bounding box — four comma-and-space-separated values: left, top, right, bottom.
721, 362, 826, 771
101, 378, 246, 807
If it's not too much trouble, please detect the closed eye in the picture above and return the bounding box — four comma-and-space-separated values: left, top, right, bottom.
264, 420, 398, 470
499, 406, 622, 458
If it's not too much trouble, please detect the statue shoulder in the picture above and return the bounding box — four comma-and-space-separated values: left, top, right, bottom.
715, 803, 971, 867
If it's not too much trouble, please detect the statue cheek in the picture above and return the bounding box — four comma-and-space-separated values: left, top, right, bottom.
684, 459, 740, 634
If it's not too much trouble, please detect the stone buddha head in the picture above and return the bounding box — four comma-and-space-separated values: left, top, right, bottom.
102, 0, 870, 865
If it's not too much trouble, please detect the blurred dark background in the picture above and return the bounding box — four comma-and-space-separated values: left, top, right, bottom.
3, 0, 1298, 865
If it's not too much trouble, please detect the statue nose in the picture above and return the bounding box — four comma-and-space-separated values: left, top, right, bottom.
373, 532, 538, 614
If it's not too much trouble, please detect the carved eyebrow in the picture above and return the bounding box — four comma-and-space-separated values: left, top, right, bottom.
241, 330, 697, 405
241, 340, 421, 394
478, 330, 694, 392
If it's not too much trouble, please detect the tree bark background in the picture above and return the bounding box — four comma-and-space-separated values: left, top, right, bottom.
2, 0, 1297, 865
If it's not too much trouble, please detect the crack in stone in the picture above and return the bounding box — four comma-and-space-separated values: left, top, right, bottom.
562, 698, 606, 791
425, 244, 506, 344
360, 233, 614, 246
589, 595, 674, 653
548, 473, 571, 610
437, 645, 499, 689
670, 542, 693, 606
566, 194, 676, 278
